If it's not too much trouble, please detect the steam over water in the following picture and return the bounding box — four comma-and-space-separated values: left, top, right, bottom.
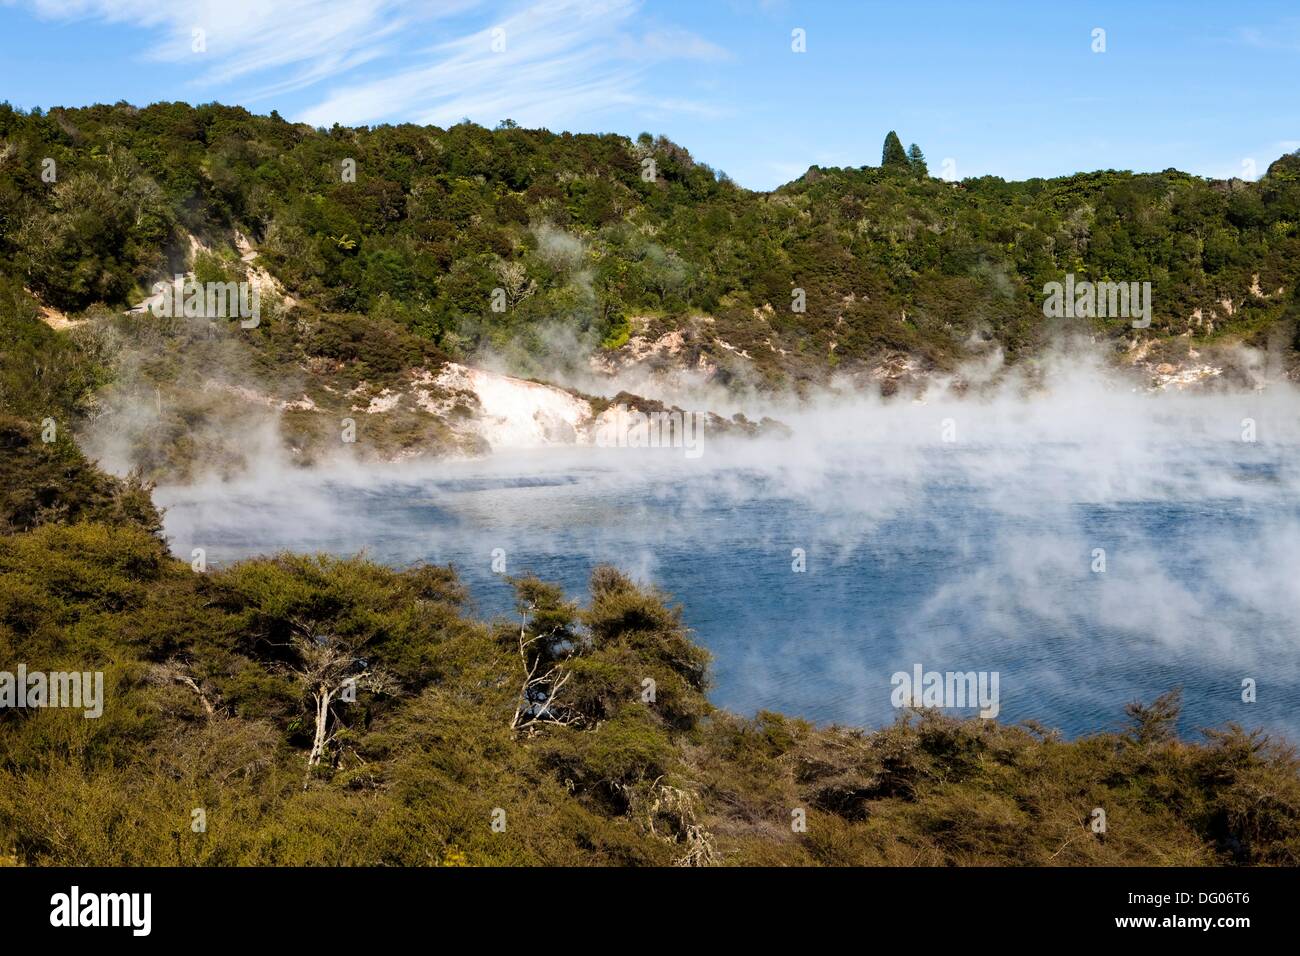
156, 381, 1300, 738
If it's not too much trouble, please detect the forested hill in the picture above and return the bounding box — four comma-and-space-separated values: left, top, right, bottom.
2, 101, 1299, 387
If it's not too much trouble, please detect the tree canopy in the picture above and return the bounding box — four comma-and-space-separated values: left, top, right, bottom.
0, 101, 1294, 389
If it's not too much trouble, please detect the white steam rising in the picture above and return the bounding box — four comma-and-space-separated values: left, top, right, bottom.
149, 347, 1300, 736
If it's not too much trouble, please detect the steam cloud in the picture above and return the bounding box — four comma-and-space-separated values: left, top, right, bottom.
146, 343, 1300, 737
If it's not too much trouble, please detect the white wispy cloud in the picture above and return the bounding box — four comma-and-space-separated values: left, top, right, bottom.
18, 0, 728, 128
635, 26, 732, 63
297, 0, 722, 128
26, 0, 472, 94
1237, 20, 1300, 52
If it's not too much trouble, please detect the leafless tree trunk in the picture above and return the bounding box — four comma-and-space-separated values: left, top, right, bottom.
150, 659, 218, 719
277, 620, 389, 788
307, 683, 332, 771
510, 614, 578, 733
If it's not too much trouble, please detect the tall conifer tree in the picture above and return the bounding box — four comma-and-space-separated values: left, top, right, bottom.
881, 131, 909, 168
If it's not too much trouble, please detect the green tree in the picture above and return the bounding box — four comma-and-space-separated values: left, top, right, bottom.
908, 143, 928, 176
881, 131, 910, 169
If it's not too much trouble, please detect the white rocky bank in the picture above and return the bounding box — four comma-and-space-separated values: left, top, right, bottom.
428, 363, 636, 451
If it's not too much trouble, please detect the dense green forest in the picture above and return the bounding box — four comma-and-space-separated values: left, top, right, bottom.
2, 102, 1300, 866
2, 101, 1299, 387
3, 262, 1300, 866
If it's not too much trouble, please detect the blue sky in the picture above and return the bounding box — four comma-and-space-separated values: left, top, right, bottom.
1, 0, 1297, 190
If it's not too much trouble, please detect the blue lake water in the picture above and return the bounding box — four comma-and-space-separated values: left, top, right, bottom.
156, 406, 1300, 740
